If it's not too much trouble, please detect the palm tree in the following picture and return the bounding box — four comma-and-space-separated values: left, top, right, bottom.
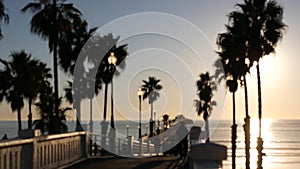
22, 55, 52, 129
217, 22, 253, 169
216, 32, 246, 169
59, 20, 97, 75
217, 33, 243, 127
33, 80, 53, 134
0, 0, 9, 39
63, 81, 83, 131
59, 21, 98, 131
86, 70, 101, 133
141, 76, 162, 137
195, 72, 216, 142
22, 0, 84, 117
35, 83, 71, 134
220, 0, 286, 167
0, 51, 34, 131
231, 0, 286, 139
64, 76, 101, 132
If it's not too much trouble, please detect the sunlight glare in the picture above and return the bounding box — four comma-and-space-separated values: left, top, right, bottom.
250, 118, 273, 144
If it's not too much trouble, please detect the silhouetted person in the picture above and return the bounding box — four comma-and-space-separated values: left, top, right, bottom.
2, 134, 8, 140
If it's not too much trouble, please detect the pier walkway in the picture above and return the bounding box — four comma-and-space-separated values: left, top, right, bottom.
66, 155, 189, 169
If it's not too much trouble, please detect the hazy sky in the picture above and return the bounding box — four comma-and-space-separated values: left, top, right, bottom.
0, 0, 299, 122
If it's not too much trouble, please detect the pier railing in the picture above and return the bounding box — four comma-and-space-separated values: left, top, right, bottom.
0, 131, 87, 169
89, 133, 156, 157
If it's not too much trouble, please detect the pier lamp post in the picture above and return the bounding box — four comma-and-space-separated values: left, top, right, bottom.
137, 88, 143, 138
108, 52, 117, 129
126, 124, 130, 137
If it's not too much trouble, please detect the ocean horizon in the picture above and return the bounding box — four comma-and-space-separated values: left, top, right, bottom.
1, 119, 300, 168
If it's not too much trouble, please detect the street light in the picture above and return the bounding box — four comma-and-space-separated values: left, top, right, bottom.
126, 124, 130, 137
108, 52, 117, 129
137, 88, 143, 138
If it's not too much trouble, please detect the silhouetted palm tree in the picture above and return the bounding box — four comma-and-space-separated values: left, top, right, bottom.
22, 0, 83, 116
219, 1, 287, 167
23, 56, 52, 129
59, 20, 97, 75
217, 17, 253, 169
33, 82, 52, 134
229, 0, 286, 138
0, 0, 9, 39
0, 51, 34, 131
64, 76, 101, 131
195, 72, 216, 142
59, 21, 98, 131
35, 84, 71, 134
217, 33, 243, 127
216, 32, 246, 169
141, 76, 162, 137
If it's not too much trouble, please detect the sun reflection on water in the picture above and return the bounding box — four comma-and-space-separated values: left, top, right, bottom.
249, 118, 274, 169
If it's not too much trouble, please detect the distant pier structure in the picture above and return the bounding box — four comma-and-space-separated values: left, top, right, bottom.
0, 130, 87, 169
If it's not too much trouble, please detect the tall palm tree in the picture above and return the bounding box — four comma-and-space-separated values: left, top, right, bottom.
217, 32, 246, 127
22, 0, 83, 116
195, 72, 216, 142
222, 0, 286, 167
141, 76, 162, 137
217, 4, 257, 167
59, 20, 97, 75
216, 32, 247, 169
0, 51, 34, 131
0, 0, 9, 39
232, 0, 286, 139
59, 20, 98, 131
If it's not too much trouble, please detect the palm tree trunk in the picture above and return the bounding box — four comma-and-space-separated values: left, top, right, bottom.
103, 83, 108, 121
243, 75, 249, 118
28, 98, 32, 129
90, 98, 93, 133
205, 118, 210, 142
232, 91, 237, 169
233, 92, 236, 125
243, 75, 250, 169
48, 17, 59, 133
257, 63, 262, 137
256, 63, 264, 169
52, 0, 59, 119
244, 116, 250, 169
149, 102, 154, 137
17, 107, 22, 131
53, 43, 59, 117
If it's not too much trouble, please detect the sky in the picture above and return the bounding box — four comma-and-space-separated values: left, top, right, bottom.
0, 0, 299, 123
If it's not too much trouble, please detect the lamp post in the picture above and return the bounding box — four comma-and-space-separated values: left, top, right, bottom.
126, 124, 130, 137
108, 52, 117, 129
145, 124, 148, 136
154, 111, 156, 132
137, 88, 143, 139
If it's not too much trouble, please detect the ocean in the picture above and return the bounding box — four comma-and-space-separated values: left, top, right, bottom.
1, 119, 300, 169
